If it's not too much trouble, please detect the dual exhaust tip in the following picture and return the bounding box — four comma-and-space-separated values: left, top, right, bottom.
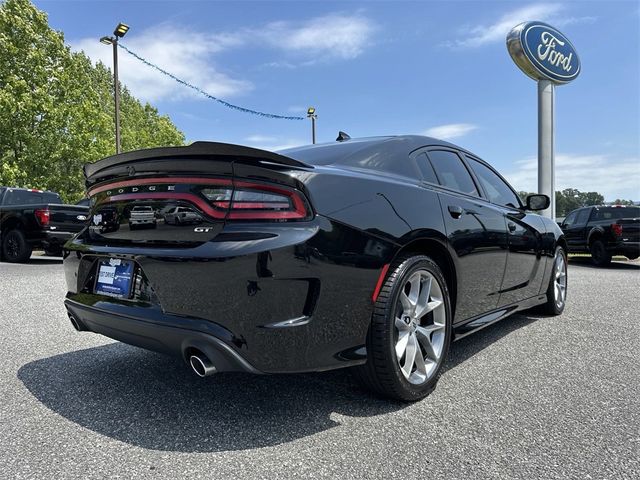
69, 312, 217, 378
189, 352, 217, 377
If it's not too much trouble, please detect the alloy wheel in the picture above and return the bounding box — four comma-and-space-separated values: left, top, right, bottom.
394, 269, 446, 385
554, 252, 567, 308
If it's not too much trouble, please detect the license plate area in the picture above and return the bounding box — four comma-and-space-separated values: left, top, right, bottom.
94, 258, 135, 299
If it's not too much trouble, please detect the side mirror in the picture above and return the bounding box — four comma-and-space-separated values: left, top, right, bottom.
525, 194, 550, 211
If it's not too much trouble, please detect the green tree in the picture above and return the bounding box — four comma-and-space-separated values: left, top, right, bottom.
0, 0, 185, 202
612, 199, 634, 206
555, 188, 605, 216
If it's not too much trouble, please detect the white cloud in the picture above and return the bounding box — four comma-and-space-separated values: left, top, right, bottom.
260, 14, 377, 61
446, 3, 593, 49
71, 13, 376, 102
72, 25, 252, 103
504, 153, 640, 201
245, 135, 278, 143
424, 123, 478, 140
244, 135, 307, 152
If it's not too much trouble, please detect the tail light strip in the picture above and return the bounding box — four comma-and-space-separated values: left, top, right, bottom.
94, 177, 311, 221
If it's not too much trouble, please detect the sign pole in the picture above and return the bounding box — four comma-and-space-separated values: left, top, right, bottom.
507, 21, 579, 220
537, 79, 555, 219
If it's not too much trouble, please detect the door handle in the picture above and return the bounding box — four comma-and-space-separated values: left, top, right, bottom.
448, 205, 464, 219
508, 222, 517, 232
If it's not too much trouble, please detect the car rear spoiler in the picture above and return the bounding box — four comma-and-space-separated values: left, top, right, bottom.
84, 141, 312, 185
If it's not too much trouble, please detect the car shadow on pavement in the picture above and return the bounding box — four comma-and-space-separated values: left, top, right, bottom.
18, 312, 540, 453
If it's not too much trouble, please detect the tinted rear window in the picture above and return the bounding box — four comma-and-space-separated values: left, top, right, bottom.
2, 190, 62, 205
280, 138, 421, 179
427, 150, 479, 196
593, 207, 640, 220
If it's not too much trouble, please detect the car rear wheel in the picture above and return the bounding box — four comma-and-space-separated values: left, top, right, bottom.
2, 229, 33, 263
538, 246, 567, 315
590, 240, 611, 267
354, 255, 452, 401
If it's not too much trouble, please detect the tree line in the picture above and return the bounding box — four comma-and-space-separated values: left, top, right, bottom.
0, 0, 185, 203
517, 188, 635, 217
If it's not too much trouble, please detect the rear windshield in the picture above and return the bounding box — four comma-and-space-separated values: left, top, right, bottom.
593, 207, 640, 220
2, 189, 62, 206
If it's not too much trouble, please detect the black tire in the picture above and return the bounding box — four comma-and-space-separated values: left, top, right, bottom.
590, 240, 611, 267
2, 229, 33, 263
538, 246, 568, 315
353, 254, 452, 401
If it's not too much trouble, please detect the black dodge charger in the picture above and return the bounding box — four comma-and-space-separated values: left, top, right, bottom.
63, 135, 568, 401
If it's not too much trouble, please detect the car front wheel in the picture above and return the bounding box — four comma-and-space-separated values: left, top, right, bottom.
354, 254, 452, 401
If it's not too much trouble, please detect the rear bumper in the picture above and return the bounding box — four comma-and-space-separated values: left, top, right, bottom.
63, 216, 397, 373
28, 230, 77, 249
609, 241, 639, 256
65, 298, 261, 373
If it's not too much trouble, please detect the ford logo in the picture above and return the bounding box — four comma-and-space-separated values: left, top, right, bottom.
507, 21, 580, 84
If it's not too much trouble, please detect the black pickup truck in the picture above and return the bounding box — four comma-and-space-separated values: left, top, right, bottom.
560, 205, 640, 266
0, 187, 89, 262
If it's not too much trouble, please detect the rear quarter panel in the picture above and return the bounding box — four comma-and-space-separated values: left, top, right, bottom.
293, 166, 447, 250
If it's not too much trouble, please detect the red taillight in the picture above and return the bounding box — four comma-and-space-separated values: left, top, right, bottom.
220, 181, 310, 221
611, 223, 623, 236
34, 208, 50, 226
92, 177, 312, 222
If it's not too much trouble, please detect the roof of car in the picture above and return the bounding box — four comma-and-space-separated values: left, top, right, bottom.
277, 135, 472, 179
278, 135, 461, 164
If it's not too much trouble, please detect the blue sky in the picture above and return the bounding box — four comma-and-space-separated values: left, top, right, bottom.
35, 0, 640, 200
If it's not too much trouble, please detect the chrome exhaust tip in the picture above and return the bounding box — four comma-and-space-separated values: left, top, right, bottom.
68, 314, 82, 332
189, 354, 217, 377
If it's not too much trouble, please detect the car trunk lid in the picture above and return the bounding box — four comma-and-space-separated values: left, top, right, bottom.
79, 142, 312, 248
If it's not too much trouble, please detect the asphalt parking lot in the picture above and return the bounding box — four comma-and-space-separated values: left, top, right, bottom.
1, 255, 638, 479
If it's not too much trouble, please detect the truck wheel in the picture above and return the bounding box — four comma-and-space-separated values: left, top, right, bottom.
590, 240, 612, 267
2, 229, 33, 263
353, 254, 452, 401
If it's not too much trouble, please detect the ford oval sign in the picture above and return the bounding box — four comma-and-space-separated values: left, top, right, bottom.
507, 21, 580, 84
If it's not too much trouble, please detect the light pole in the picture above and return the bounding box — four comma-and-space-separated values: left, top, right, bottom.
100, 23, 130, 154
307, 107, 317, 144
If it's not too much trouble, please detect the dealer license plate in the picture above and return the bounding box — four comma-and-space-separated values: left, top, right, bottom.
95, 258, 134, 298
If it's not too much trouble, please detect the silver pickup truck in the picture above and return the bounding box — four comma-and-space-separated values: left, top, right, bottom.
128, 206, 157, 230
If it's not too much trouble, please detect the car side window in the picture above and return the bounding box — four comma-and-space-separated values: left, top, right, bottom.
415, 152, 439, 184
575, 209, 591, 226
466, 157, 521, 208
427, 150, 479, 196
563, 211, 578, 227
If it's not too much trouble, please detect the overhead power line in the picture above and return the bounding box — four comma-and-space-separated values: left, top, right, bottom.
117, 43, 304, 121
